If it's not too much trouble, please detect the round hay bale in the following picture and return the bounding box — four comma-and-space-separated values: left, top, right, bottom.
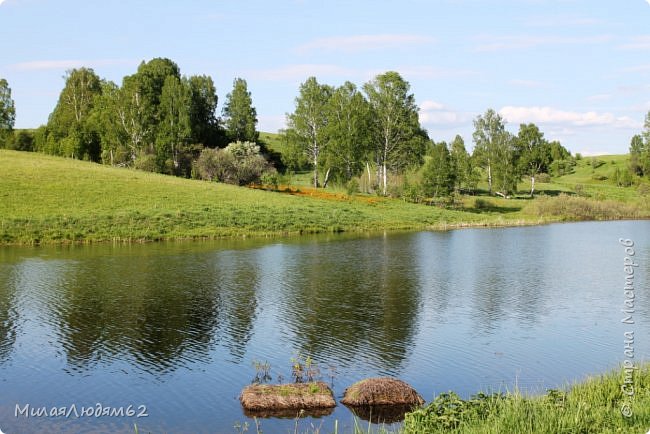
341, 377, 424, 407
239, 382, 336, 412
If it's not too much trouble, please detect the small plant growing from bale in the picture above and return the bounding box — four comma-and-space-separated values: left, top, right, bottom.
291, 352, 320, 383
251, 359, 272, 384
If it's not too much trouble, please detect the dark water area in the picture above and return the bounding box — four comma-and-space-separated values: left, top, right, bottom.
0, 221, 648, 433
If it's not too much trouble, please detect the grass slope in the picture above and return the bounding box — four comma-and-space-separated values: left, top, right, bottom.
0, 150, 511, 245
1, 150, 648, 245
403, 364, 650, 434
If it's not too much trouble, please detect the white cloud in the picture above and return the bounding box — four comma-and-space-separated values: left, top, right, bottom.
10, 58, 134, 71
524, 16, 602, 27
474, 34, 611, 52
379, 66, 477, 80
586, 94, 612, 102
509, 79, 545, 88
619, 36, 650, 50
620, 64, 650, 73
243, 64, 355, 81
419, 100, 472, 126
499, 106, 640, 129
297, 34, 436, 53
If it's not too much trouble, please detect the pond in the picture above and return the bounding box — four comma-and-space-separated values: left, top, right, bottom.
0, 220, 649, 433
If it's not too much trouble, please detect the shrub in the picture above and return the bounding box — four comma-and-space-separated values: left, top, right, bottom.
549, 158, 576, 177
261, 171, 280, 190
590, 158, 605, 170
474, 198, 490, 210
133, 153, 157, 172
536, 173, 551, 183
345, 178, 359, 197
526, 194, 642, 220
195, 142, 274, 185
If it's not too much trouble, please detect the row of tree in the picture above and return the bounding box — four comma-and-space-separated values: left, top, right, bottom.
0, 58, 261, 178
0, 65, 607, 198
282, 74, 571, 197
282, 72, 428, 195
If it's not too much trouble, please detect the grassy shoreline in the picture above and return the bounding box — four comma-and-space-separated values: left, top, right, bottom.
1, 150, 648, 246
401, 363, 650, 433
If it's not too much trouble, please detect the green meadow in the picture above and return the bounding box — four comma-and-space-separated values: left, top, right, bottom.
1, 149, 648, 245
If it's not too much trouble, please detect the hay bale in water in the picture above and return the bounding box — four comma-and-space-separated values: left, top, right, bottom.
240, 382, 336, 413
341, 378, 424, 407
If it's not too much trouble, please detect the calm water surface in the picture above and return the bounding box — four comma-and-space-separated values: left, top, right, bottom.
0, 221, 649, 433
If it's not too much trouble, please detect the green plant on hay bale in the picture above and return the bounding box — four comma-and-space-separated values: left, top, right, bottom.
341, 377, 424, 407
239, 381, 335, 415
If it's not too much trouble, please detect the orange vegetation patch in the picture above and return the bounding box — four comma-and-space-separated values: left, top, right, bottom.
249, 184, 382, 204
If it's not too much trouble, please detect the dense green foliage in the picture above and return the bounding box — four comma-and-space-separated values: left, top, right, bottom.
32, 59, 222, 176
283, 72, 426, 194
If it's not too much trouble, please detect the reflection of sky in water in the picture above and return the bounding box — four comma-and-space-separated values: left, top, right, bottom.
0, 220, 648, 433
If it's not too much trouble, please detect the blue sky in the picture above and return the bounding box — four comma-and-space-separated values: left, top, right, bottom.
1, 0, 649, 155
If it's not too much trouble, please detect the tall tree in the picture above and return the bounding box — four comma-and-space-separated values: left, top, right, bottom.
323, 81, 372, 182
222, 78, 258, 143
515, 123, 551, 196
629, 134, 649, 177
115, 73, 155, 161
449, 134, 470, 192
46, 68, 103, 160
422, 141, 455, 197
0, 78, 16, 148
472, 109, 509, 195
156, 76, 191, 172
92, 80, 128, 165
186, 75, 220, 147
363, 71, 422, 195
285, 77, 333, 187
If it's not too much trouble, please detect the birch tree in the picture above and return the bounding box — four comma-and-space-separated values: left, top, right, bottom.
363, 71, 421, 195
323, 81, 372, 182
472, 109, 507, 195
515, 123, 550, 196
285, 77, 333, 187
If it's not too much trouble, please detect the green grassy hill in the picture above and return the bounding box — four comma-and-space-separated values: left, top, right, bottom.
0, 150, 510, 245
1, 149, 648, 245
